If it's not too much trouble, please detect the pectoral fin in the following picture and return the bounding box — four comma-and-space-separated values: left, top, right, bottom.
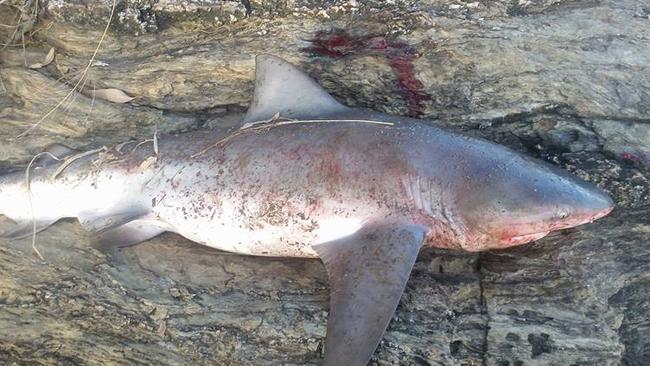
78, 209, 170, 249
313, 223, 424, 366
93, 218, 168, 249
78, 209, 149, 233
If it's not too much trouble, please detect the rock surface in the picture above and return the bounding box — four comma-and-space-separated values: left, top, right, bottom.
0, 0, 648, 365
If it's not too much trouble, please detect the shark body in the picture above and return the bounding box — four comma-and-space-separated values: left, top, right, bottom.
0, 55, 613, 365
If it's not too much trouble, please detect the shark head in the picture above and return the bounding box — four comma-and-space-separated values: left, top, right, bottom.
450, 146, 613, 251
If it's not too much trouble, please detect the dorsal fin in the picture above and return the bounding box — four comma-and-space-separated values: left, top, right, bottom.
242, 54, 348, 124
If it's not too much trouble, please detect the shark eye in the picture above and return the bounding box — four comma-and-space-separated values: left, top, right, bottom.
557, 209, 569, 219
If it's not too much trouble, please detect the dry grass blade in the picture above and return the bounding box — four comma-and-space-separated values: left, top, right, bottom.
2, 4, 22, 49
285, 119, 395, 126
139, 156, 157, 171
153, 130, 159, 155
131, 131, 159, 155
1, 0, 36, 49
50, 147, 106, 181
25, 150, 62, 261
192, 119, 395, 158
0, 74, 6, 94
15, 0, 117, 138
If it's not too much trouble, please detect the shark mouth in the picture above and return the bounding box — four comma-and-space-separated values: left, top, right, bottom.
508, 231, 550, 245
503, 205, 614, 246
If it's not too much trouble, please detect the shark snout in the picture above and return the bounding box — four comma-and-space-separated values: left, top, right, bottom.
461, 158, 615, 250
550, 183, 613, 230
499, 180, 614, 246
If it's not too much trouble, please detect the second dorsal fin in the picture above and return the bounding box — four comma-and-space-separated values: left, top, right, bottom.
242, 54, 348, 124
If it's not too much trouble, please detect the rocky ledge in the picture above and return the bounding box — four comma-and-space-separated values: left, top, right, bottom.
0, 0, 648, 365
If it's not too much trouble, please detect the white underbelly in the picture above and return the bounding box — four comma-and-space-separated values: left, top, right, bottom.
172, 216, 367, 258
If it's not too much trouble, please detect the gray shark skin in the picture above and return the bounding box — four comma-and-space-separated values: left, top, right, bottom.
0, 55, 613, 366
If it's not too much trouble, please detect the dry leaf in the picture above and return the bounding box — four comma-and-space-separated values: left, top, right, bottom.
93, 88, 135, 103
28, 47, 55, 69
152, 306, 168, 337
95, 151, 119, 165
153, 130, 159, 155
151, 306, 168, 321
139, 156, 157, 171
55, 61, 69, 75
157, 320, 167, 337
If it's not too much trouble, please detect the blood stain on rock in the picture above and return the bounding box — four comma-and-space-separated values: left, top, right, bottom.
306, 29, 430, 117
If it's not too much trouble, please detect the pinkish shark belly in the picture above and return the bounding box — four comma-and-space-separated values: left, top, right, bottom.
148, 124, 420, 257
151, 167, 400, 258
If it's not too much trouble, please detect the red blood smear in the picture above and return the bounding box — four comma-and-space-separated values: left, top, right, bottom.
306, 30, 431, 117
621, 152, 640, 162
308, 32, 366, 57
389, 56, 429, 117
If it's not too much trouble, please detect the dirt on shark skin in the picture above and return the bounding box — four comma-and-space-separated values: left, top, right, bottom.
0, 56, 613, 366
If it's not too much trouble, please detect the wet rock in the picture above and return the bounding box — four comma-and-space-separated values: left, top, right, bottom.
590, 119, 650, 166
482, 206, 650, 366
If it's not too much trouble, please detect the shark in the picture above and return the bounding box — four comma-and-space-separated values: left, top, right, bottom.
0, 55, 613, 365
